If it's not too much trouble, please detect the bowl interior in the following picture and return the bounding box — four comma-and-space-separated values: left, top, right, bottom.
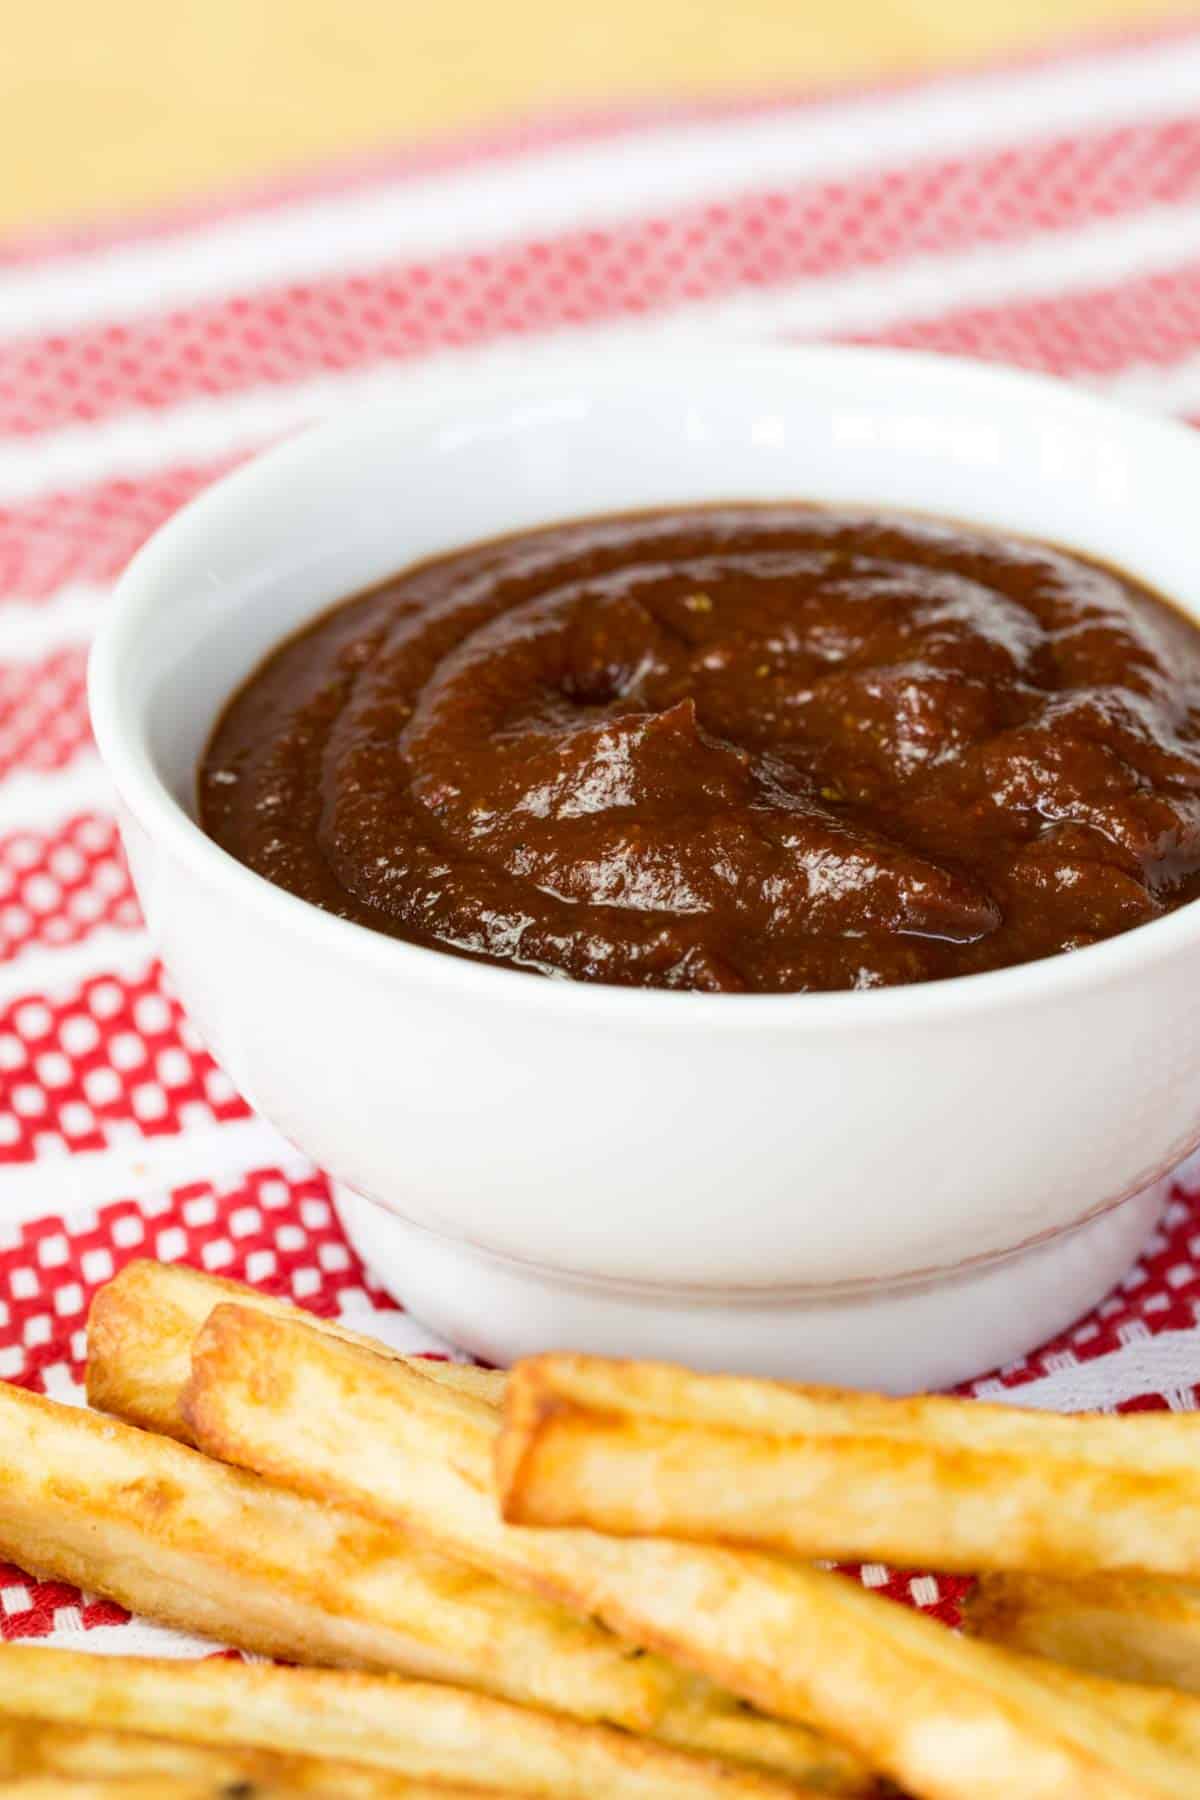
95, 346, 1200, 824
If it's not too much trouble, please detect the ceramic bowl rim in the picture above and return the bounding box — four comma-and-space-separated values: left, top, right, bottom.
88, 340, 1200, 1035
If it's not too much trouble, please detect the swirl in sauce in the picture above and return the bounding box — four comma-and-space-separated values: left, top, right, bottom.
200, 506, 1200, 993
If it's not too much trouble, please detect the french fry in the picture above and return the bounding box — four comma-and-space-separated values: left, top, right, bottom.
185, 1306, 1198, 1800
0, 1646, 818, 1800
82, 1274, 864, 1791
0, 1782, 240, 1798
186, 1309, 874, 1794
0, 1375, 703, 1737
1018, 1661, 1200, 1765
0, 1712, 518, 1797
494, 1352, 1200, 1579
0, 1714, 302, 1787
87, 1258, 503, 1442
966, 1572, 1200, 1696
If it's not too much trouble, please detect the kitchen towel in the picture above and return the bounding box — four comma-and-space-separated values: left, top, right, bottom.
3, 19, 1200, 1651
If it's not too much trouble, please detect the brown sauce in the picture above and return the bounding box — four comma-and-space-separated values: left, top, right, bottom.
200, 505, 1200, 993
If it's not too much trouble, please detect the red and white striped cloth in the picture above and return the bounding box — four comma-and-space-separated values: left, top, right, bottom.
4, 22, 1200, 1653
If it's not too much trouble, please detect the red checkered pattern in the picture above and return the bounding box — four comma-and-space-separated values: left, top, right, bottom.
0, 963, 249, 1161
971, 1187, 1200, 1389
3, 20, 1200, 1659
859, 261, 1200, 376
0, 458, 243, 601
3, 116, 1200, 441
0, 815, 138, 963
0, 1163, 396, 1640
0, 648, 89, 779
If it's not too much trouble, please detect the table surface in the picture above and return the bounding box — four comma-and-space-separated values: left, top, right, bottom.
4, 0, 1197, 236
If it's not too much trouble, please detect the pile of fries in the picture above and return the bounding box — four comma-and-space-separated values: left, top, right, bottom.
0, 1262, 1198, 1796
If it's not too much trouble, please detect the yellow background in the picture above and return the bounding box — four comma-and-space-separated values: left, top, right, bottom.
4, 0, 1198, 234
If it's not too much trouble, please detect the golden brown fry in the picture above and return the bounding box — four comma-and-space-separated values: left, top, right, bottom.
186, 1306, 1198, 1800
79, 1276, 846, 1786
493, 1351, 1200, 1579
1021, 1662, 1200, 1765
186, 1310, 870, 1794
0, 1377, 698, 1732
966, 1572, 1200, 1696
0, 1715, 288, 1786
0, 1646, 815, 1800
0, 1782, 232, 1798
83, 1276, 861, 1790
87, 1258, 503, 1441
0, 1712, 514, 1797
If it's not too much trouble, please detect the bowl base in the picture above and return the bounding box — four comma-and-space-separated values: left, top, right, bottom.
332, 1181, 1165, 1392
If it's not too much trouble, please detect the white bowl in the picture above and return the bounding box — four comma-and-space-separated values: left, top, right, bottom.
89, 345, 1200, 1390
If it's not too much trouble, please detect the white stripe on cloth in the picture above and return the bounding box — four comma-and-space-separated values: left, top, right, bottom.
18, 1621, 222, 1659
1090, 347, 1200, 415
0, 758, 114, 835
0, 1115, 312, 1224
2, 34, 1200, 343
5, 195, 1200, 506
974, 1327, 1200, 1413
0, 928, 153, 1004
0, 586, 109, 661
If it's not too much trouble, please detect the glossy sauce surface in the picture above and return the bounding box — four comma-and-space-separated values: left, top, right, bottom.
200, 506, 1200, 992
